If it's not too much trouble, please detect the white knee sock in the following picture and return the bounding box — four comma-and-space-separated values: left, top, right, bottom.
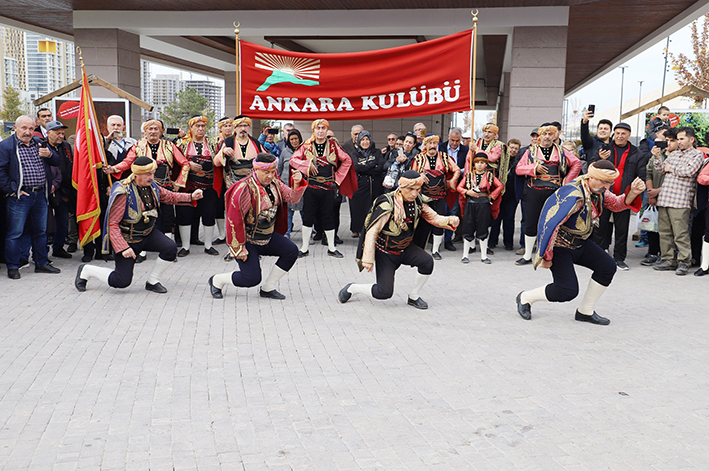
431, 234, 443, 254
216, 218, 226, 240
147, 258, 172, 285
478, 238, 488, 260
409, 273, 430, 300
140, 250, 148, 257
520, 285, 548, 305
301, 226, 313, 252
523, 235, 536, 261
179, 225, 191, 251
577, 279, 607, 315
324, 229, 337, 252
80, 264, 112, 286
347, 283, 373, 296
212, 272, 233, 290
203, 225, 215, 250
261, 266, 288, 292
701, 241, 709, 271
462, 239, 472, 259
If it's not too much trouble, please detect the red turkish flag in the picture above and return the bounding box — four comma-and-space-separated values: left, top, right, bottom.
239, 30, 472, 120
71, 67, 107, 248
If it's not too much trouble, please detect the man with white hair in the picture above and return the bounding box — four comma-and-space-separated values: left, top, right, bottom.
104, 115, 136, 166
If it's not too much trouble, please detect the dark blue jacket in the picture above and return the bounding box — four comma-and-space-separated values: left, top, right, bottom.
0, 135, 60, 200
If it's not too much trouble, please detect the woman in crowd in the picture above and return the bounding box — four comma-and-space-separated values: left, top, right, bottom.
348, 130, 384, 237
278, 129, 304, 238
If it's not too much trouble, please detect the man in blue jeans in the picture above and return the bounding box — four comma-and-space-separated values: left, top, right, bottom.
0, 115, 62, 279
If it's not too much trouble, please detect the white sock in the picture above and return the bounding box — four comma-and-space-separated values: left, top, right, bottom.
577, 279, 607, 315
216, 218, 226, 240
701, 241, 709, 271
523, 235, 536, 261
520, 285, 548, 305
212, 272, 233, 290
301, 226, 312, 252
462, 239, 472, 259
431, 234, 443, 254
147, 258, 172, 285
261, 266, 287, 292
179, 225, 191, 251
479, 238, 488, 261
140, 250, 147, 257
409, 273, 430, 300
80, 264, 112, 285
325, 229, 337, 252
347, 283, 373, 296
203, 225, 215, 250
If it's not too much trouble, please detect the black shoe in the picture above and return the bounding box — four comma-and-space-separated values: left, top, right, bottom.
204, 247, 219, 256
190, 239, 204, 246
504, 246, 514, 251
335, 236, 343, 245
35, 264, 61, 274
515, 257, 532, 266
18, 258, 29, 269
224, 253, 235, 262
516, 292, 531, 320
213, 238, 226, 245
208, 276, 223, 299
653, 260, 676, 271
695, 267, 709, 277
260, 288, 286, 300
461, 257, 469, 264
327, 250, 343, 258
338, 283, 353, 303
407, 297, 428, 309
616, 260, 629, 271
177, 248, 190, 257
81, 253, 93, 263
444, 241, 456, 251
7, 269, 20, 279
145, 281, 167, 294
298, 250, 309, 258
67, 243, 78, 253
641, 254, 659, 266
487, 248, 494, 255
75, 264, 87, 292
574, 310, 610, 325
432, 252, 442, 260
53, 248, 72, 259
481, 258, 492, 264
676, 262, 689, 276
135, 253, 147, 264
312, 232, 323, 241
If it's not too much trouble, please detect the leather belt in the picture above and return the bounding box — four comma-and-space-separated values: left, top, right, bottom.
21, 185, 45, 192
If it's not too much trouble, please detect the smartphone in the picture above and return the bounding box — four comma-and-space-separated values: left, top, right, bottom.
166, 127, 180, 135
655, 141, 668, 150
40, 139, 48, 148
601, 142, 611, 152
267, 128, 279, 135
110, 130, 124, 139
588, 104, 595, 115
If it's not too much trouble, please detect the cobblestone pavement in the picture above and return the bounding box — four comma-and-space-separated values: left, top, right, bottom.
1, 215, 708, 470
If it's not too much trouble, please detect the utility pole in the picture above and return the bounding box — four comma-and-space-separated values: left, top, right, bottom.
661, 36, 671, 101
619, 66, 628, 123
636, 81, 643, 145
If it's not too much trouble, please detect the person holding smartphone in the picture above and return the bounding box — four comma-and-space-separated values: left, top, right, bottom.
580, 105, 613, 169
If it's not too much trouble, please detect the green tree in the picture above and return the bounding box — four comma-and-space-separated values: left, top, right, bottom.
1, 86, 27, 131
160, 87, 216, 134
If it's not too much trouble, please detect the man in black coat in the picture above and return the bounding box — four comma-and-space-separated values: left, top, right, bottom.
589, 122, 648, 270
439, 127, 469, 249
580, 109, 613, 165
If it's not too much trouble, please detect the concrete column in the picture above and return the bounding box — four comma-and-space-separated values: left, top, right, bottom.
498, 72, 511, 142
73, 29, 141, 139
225, 71, 236, 117
507, 26, 567, 142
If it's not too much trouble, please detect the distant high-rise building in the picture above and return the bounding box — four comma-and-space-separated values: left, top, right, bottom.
25, 33, 75, 107
183, 79, 223, 120
151, 73, 183, 117
0, 26, 27, 92
141, 60, 153, 120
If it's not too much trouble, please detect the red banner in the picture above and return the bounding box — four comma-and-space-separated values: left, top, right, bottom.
239, 30, 472, 120
72, 66, 107, 248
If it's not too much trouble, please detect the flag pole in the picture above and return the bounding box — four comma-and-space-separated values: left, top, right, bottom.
234, 22, 241, 116
471, 9, 478, 129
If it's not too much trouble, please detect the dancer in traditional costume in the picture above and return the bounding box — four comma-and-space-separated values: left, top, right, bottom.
457, 153, 503, 264
515, 161, 645, 325
75, 156, 203, 294
208, 153, 306, 300
338, 170, 459, 310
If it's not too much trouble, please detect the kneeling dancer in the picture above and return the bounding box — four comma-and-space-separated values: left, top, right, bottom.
75, 156, 203, 293
515, 161, 645, 324
208, 153, 306, 299
338, 170, 459, 309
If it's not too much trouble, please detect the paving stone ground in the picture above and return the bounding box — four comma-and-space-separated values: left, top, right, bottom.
1, 212, 708, 470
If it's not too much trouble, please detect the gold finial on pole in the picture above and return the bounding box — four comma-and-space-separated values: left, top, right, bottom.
76, 46, 84, 68
234, 22, 240, 38
471, 9, 479, 23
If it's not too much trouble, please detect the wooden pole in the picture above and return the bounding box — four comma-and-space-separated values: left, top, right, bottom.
471, 10, 478, 130
234, 22, 241, 116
